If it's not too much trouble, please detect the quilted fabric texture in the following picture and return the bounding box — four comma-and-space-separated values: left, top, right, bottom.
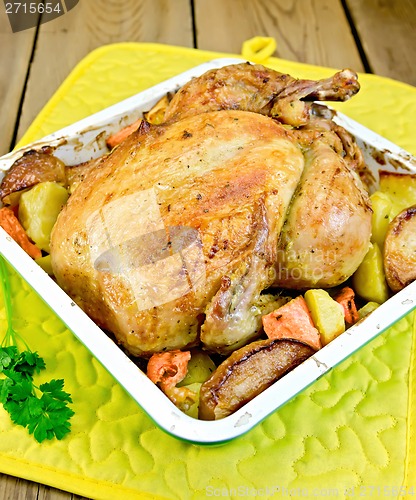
0, 42, 415, 499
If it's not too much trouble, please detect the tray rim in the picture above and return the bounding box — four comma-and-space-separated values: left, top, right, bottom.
1, 58, 416, 444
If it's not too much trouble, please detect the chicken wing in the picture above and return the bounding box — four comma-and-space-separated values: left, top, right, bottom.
164, 63, 359, 127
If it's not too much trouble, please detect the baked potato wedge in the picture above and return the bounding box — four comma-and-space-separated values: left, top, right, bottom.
0, 149, 66, 206
352, 242, 390, 304
370, 191, 392, 248
143, 94, 171, 124
199, 338, 315, 420
384, 205, 416, 292
379, 170, 416, 219
19, 181, 69, 253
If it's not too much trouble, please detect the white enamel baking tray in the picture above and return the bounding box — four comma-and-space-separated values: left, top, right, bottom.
1, 58, 416, 444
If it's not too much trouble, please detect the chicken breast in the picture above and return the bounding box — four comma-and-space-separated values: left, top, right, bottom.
50, 63, 371, 356
51, 110, 305, 355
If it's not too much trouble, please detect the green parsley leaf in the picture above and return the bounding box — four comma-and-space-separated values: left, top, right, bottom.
40, 379, 73, 403
0, 378, 13, 404
2, 368, 25, 384
27, 400, 75, 443
4, 398, 33, 427
0, 257, 74, 443
8, 378, 33, 402
0, 346, 19, 372
14, 350, 46, 378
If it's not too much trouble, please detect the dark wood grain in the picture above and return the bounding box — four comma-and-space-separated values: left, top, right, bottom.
194, 0, 364, 71
346, 0, 416, 85
0, 472, 84, 500
0, 7, 37, 155
15, 0, 194, 143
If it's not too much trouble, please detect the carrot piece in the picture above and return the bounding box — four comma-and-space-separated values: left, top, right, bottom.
106, 118, 143, 149
147, 350, 191, 391
262, 296, 321, 351
334, 286, 359, 325
0, 207, 42, 259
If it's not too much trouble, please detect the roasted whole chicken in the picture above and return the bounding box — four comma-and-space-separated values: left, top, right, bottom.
50, 63, 372, 357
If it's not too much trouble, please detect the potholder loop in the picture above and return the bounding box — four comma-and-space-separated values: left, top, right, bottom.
241, 36, 277, 63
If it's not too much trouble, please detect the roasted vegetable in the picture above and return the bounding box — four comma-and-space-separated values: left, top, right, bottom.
358, 301, 380, 319
18, 181, 69, 253
176, 382, 201, 418
147, 350, 191, 391
333, 286, 359, 326
106, 95, 171, 149
143, 94, 171, 124
35, 254, 54, 275
168, 350, 216, 418
106, 118, 143, 149
199, 338, 315, 420
0, 150, 66, 206
177, 350, 216, 387
262, 296, 321, 350
370, 191, 392, 248
384, 205, 416, 292
379, 170, 416, 219
304, 289, 345, 346
352, 242, 389, 304
146, 350, 198, 415
0, 207, 41, 259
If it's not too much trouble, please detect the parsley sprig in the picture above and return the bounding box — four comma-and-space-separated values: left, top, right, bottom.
0, 257, 74, 443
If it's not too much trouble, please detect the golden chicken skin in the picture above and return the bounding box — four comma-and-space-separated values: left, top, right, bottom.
50, 63, 371, 356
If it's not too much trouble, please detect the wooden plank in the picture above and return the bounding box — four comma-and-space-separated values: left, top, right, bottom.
0, 472, 82, 500
0, 7, 37, 155
345, 0, 416, 85
0, 473, 41, 500
0, 468, 87, 498
194, 0, 364, 71
37, 482, 80, 500
16, 0, 193, 142
0, 476, 83, 500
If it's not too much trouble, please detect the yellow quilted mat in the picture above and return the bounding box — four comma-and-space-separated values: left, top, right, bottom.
1, 40, 416, 499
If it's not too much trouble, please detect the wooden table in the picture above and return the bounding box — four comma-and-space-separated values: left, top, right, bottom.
0, 0, 415, 498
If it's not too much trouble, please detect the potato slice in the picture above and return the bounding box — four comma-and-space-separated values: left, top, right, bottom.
143, 94, 171, 124
176, 382, 201, 419
370, 191, 392, 248
177, 350, 216, 387
19, 181, 69, 253
35, 254, 54, 275
304, 289, 345, 346
0, 150, 66, 206
384, 205, 416, 292
379, 170, 416, 219
352, 242, 389, 304
358, 301, 380, 319
199, 339, 314, 420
